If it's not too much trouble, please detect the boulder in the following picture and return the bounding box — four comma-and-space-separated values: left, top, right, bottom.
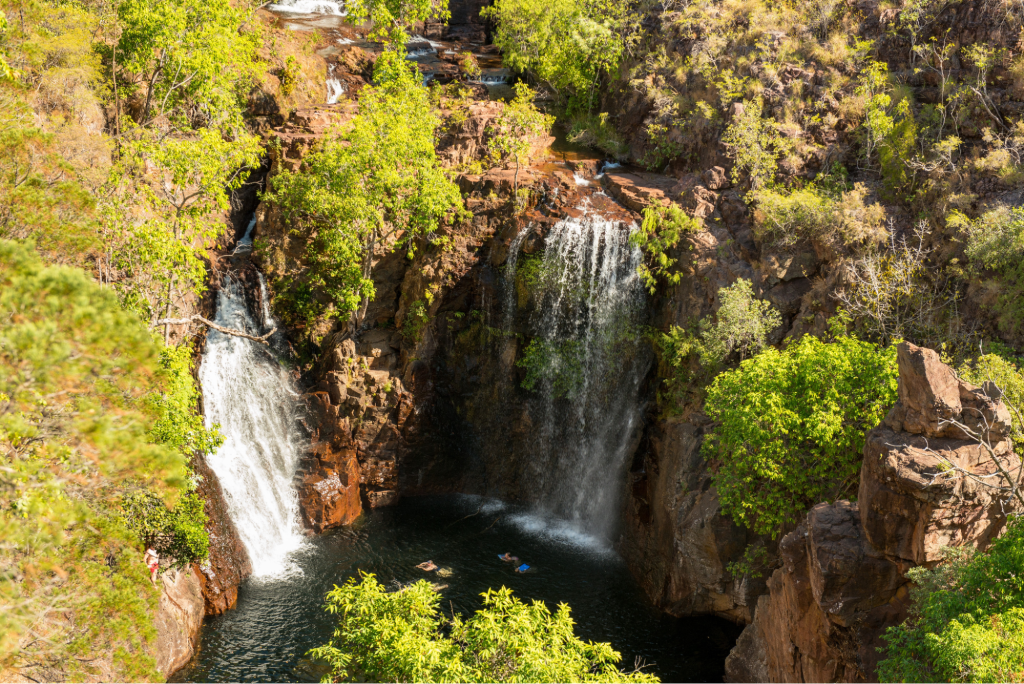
860, 342, 1020, 565
154, 565, 205, 678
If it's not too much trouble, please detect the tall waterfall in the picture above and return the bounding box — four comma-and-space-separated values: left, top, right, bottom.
199, 277, 306, 577
515, 201, 649, 538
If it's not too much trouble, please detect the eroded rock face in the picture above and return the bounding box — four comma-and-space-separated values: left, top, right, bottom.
861, 343, 1020, 566
154, 566, 205, 678
621, 419, 765, 624
728, 343, 1021, 683
193, 450, 253, 615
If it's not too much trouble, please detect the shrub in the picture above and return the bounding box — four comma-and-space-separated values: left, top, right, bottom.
951, 206, 1024, 335
722, 99, 791, 188
630, 203, 702, 294
704, 333, 898, 536
700, 278, 781, 368
566, 111, 630, 160
751, 181, 886, 252
878, 517, 1024, 683
280, 55, 300, 96
310, 574, 659, 683
958, 350, 1024, 444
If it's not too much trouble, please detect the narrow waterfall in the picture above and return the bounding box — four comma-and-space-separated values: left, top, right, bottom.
517, 201, 649, 538
199, 277, 307, 577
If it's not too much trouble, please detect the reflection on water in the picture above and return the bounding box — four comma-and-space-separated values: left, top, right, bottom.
172, 496, 741, 683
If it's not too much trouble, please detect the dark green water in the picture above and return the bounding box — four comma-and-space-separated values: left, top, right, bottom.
172, 496, 741, 683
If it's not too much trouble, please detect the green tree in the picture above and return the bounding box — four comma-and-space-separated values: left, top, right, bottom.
486, 82, 553, 195
0, 239, 185, 679
630, 203, 701, 294
703, 333, 898, 536
722, 99, 790, 188
114, 0, 261, 130
310, 574, 660, 683
482, 0, 640, 113
346, 0, 451, 46
263, 50, 466, 326
950, 206, 1024, 335
699, 278, 781, 368
104, 129, 262, 339
878, 517, 1024, 683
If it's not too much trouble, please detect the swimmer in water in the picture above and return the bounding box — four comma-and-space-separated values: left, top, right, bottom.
499, 553, 519, 563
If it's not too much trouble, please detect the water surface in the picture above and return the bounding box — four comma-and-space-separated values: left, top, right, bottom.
173, 496, 741, 683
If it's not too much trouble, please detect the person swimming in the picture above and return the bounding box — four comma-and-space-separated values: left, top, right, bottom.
499, 553, 519, 563
415, 560, 438, 571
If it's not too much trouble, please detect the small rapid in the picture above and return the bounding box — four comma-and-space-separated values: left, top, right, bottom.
199, 277, 307, 577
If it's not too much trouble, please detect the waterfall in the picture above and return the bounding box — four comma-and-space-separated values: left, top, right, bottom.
199, 277, 307, 577
515, 200, 649, 538
326, 64, 345, 104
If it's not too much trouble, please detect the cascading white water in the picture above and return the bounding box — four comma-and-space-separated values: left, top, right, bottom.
200, 277, 307, 577
514, 200, 649, 538
326, 64, 345, 104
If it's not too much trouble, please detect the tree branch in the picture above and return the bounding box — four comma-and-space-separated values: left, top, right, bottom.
152, 315, 276, 345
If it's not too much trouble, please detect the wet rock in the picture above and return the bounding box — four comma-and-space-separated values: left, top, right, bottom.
154, 565, 205, 678
193, 451, 252, 615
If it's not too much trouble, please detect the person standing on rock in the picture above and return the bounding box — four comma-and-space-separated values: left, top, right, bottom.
145, 548, 160, 585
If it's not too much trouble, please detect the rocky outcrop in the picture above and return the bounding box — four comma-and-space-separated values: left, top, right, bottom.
193, 449, 253, 615
726, 342, 1022, 682
154, 565, 205, 679
860, 343, 1018, 566
621, 418, 766, 624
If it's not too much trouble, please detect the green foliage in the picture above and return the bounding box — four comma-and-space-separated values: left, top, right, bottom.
959, 351, 1024, 444
482, 0, 640, 113
517, 338, 586, 398
704, 333, 898, 536
346, 0, 451, 46
264, 50, 466, 326
630, 203, 701, 294
310, 573, 660, 683
458, 51, 481, 80
751, 181, 886, 252
721, 99, 791, 188
120, 489, 209, 564
0, 11, 16, 81
951, 206, 1024, 335
486, 83, 554, 191
115, 0, 261, 129
0, 239, 181, 678
566, 111, 630, 160
403, 299, 430, 342
700, 278, 781, 368
878, 517, 1024, 683
280, 55, 300, 96
107, 129, 262, 325
879, 99, 918, 196
118, 343, 221, 565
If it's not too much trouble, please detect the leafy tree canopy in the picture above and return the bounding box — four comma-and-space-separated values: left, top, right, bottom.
482, 0, 640, 113
879, 516, 1024, 683
0, 239, 185, 679
263, 50, 466, 326
115, 0, 261, 130
347, 0, 451, 46
704, 332, 898, 536
310, 573, 660, 683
